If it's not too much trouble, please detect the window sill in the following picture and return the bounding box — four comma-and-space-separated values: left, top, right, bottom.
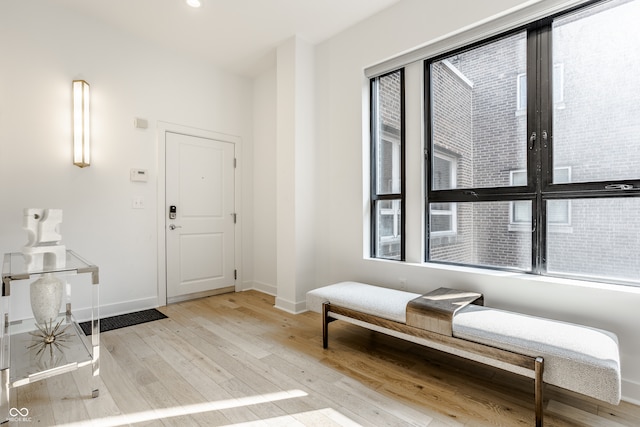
363, 256, 640, 295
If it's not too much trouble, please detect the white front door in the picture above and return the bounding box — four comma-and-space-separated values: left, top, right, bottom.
165, 131, 235, 303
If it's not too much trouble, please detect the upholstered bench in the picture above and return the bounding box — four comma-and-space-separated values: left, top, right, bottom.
306, 281, 621, 427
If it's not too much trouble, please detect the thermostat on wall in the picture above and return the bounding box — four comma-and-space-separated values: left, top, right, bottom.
130, 168, 148, 182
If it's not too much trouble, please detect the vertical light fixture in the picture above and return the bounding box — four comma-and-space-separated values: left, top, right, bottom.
72, 80, 90, 167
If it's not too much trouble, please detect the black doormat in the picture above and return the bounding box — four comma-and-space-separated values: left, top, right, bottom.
79, 309, 167, 336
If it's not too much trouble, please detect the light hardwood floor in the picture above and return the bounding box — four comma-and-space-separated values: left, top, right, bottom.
11, 290, 640, 426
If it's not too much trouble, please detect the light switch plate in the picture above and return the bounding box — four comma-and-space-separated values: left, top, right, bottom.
130, 169, 148, 182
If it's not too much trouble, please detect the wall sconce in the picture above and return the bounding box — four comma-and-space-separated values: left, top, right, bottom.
72, 80, 90, 167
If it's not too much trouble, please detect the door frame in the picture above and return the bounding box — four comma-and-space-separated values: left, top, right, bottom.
156, 121, 242, 306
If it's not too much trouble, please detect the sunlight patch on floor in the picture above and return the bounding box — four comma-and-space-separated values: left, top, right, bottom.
218, 407, 363, 426
59, 389, 308, 427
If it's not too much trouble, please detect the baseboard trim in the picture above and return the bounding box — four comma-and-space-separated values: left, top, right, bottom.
248, 280, 277, 296
623, 379, 640, 405
274, 296, 307, 314
73, 296, 160, 323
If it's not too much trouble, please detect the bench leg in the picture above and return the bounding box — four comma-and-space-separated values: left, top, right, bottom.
322, 302, 330, 349
535, 357, 544, 427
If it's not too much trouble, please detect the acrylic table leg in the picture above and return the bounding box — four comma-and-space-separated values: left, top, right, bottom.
0, 368, 8, 423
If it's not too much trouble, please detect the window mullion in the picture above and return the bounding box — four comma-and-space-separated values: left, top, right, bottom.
527, 23, 553, 275
369, 78, 379, 258
399, 69, 406, 261
538, 24, 553, 274
527, 28, 543, 274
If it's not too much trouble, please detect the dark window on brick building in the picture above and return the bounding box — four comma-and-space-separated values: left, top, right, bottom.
371, 70, 404, 260
425, 0, 640, 285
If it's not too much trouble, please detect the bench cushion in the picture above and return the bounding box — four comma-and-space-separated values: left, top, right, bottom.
452, 304, 621, 404
306, 281, 420, 323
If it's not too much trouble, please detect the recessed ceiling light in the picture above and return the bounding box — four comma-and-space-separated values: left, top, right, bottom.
186, 0, 202, 8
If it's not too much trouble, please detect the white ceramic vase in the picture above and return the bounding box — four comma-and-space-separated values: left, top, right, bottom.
30, 273, 63, 325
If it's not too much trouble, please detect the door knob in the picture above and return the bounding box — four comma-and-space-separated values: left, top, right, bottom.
169, 224, 182, 230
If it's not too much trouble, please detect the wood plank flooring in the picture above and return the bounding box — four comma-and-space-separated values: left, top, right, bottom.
10, 290, 640, 426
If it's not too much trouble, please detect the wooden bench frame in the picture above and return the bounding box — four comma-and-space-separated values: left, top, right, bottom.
322, 302, 546, 426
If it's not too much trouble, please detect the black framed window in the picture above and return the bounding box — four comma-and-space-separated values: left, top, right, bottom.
426, 0, 640, 285
371, 69, 405, 260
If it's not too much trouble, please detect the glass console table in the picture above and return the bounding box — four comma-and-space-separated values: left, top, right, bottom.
0, 250, 99, 422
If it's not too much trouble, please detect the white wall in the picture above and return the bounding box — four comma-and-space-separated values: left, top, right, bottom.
251, 69, 278, 295
0, 1, 253, 318
309, 0, 640, 403
274, 37, 317, 313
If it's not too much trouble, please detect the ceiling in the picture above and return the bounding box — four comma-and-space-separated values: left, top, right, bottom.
52, 0, 401, 77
